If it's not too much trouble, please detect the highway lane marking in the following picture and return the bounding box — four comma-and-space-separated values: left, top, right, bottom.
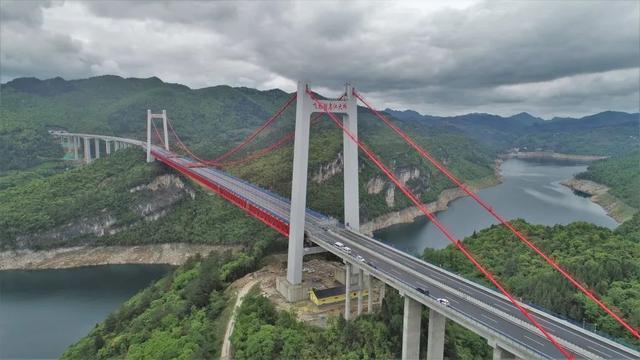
523, 335, 546, 348
480, 314, 498, 323
587, 345, 616, 359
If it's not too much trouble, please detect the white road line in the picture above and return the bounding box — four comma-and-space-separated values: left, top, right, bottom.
587, 345, 611, 359
523, 335, 546, 348
480, 313, 498, 323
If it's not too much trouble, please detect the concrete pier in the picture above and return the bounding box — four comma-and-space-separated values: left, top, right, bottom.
106, 140, 111, 154
367, 274, 373, 313
83, 137, 91, 163
427, 308, 446, 360
357, 268, 364, 315
402, 296, 422, 360
94, 138, 100, 159
345, 262, 352, 320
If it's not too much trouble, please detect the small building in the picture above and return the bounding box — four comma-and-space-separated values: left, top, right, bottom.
309, 286, 369, 306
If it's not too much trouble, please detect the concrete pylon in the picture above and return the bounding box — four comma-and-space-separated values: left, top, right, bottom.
343, 83, 359, 231
402, 296, 422, 360
427, 308, 446, 360
146, 110, 153, 162
279, 81, 359, 303
105, 140, 111, 155
162, 109, 169, 151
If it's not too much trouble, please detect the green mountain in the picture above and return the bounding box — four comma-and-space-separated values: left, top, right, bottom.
424, 217, 640, 346
386, 108, 639, 155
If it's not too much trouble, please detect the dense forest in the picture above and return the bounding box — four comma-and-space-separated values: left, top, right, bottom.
424, 217, 640, 346
577, 151, 640, 209
231, 287, 491, 360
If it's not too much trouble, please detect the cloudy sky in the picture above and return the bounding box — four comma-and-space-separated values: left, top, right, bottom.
1, 0, 638, 118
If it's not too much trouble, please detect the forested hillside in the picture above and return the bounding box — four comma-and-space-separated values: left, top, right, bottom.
0, 150, 280, 250
424, 217, 640, 346
386, 108, 639, 155
577, 151, 640, 209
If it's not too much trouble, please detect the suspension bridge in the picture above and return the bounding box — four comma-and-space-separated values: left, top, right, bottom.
52, 82, 639, 360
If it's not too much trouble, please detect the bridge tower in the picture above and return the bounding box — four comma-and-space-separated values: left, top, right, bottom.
146, 109, 170, 162
277, 81, 359, 302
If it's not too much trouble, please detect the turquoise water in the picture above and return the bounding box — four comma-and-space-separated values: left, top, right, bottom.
376, 159, 617, 255
0, 264, 171, 359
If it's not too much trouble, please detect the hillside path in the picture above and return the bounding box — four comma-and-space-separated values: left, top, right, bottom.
220, 279, 258, 360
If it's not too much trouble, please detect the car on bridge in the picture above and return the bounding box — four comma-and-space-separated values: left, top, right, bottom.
437, 298, 450, 306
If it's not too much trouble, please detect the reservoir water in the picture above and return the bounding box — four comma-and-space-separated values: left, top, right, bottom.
0, 264, 171, 359
376, 159, 618, 255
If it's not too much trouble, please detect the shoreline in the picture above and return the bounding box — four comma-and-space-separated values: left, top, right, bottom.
0, 243, 242, 271
501, 151, 607, 162
561, 178, 636, 224
360, 159, 503, 235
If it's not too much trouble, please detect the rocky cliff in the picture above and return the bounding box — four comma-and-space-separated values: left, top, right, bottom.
14, 174, 194, 249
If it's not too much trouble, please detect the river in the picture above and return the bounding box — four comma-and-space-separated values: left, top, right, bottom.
0, 264, 171, 359
376, 158, 618, 255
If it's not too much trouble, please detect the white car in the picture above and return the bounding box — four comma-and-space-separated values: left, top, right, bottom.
334, 242, 344, 248
342, 246, 352, 254
356, 255, 366, 263
437, 298, 450, 306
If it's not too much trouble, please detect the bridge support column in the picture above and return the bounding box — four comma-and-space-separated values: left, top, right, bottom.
427, 308, 446, 360
73, 136, 79, 160
357, 268, 364, 316
402, 296, 422, 360
379, 283, 386, 305
94, 138, 100, 159
83, 137, 91, 164
344, 262, 352, 320
367, 274, 373, 313
105, 140, 111, 155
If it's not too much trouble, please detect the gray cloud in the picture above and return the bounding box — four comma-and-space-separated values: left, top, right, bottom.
1, 0, 638, 117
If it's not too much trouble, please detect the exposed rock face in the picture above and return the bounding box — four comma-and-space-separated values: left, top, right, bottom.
360, 185, 486, 235
312, 153, 343, 183
366, 166, 424, 207
0, 243, 241, 270
13, 174, 193, 249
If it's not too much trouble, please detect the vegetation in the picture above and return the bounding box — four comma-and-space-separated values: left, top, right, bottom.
232, 287, 491, 360
0, 149, 281, 250
424, 216, 640, 346
577, 151, 640, 209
